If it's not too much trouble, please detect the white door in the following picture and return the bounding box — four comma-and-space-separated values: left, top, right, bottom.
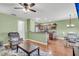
18, 20, 25, 40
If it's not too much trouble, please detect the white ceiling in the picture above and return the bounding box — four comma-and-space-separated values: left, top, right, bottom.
0, 3, 78, 22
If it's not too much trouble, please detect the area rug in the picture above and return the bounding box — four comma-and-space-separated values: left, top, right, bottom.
0, 47, 52, 56
10, 49, 52, 56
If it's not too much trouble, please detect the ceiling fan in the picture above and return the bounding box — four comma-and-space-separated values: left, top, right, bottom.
14, 3, 36, 12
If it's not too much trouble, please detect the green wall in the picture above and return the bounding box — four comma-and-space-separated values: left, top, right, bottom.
25, 20, 27, 39
0, 13, 19, 43
30, 19, 35, 32
55, 19, 79, 37
29, 32, 47, 43
24, 19, 30, 39
25, 19, 36, 39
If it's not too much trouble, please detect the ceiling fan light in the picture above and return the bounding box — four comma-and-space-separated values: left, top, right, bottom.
66, 24, 75, 28
27, 9, 30, 12
71, 24, 75, 27
67, 24, 70, 27
23, 9, 27, 12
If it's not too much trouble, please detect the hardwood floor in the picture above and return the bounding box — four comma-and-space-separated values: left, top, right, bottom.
28, 39, 73, 56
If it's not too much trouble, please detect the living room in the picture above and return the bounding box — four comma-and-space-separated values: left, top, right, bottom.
0, 3, 79, 56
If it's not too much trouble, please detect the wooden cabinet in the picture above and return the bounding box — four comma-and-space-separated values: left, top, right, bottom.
35, 23, 57, 32
48, 32, 57, 40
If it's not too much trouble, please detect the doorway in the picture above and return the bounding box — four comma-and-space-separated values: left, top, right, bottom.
18, 20, 25, 40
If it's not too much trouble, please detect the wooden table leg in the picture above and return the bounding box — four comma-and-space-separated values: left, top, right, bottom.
28, 53, 30, 56
73, 48, 75, 56
38, 48, 40, 56
16, 45, 18, 53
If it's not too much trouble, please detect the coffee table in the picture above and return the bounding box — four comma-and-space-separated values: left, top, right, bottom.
16, 41, 40, 56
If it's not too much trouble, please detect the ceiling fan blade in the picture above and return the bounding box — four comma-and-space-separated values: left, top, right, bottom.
30, 3, 35, 7
14, 7, 23, 9
19, 3, 23, 6
29, 9, 36, 12
24, 3, 28, 6
14, 3, 24, 9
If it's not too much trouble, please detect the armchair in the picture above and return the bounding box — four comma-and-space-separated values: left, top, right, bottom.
8, 32, 23, 49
